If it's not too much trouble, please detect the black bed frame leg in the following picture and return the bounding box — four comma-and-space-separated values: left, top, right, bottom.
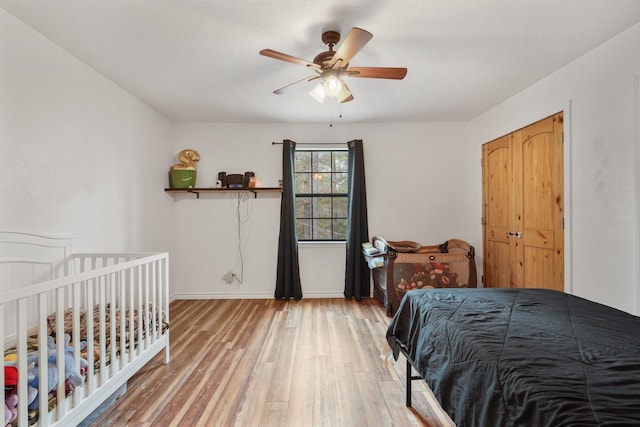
406, 358, 412, 407
405, 357, 423, 407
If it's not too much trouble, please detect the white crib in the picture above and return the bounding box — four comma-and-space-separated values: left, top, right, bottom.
1, 232, 170, 426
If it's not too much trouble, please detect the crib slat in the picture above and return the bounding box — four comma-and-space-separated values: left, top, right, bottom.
18, 298, 29, 426
128, 266, 135, 361
151, 260, 157, 341
163, 257, 170, 363
144, 262, 150, 350
110, 272, 118, 376
99, 275, 107, 386
119, 268, 127, 366
86, 277, 95, 394
56, 286, 66, 420
37, 292, 50, 427
137, 265, 143, 356
72, 281, 82, 407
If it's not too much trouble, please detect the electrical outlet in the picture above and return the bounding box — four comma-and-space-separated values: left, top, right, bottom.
223, 272, 234, 284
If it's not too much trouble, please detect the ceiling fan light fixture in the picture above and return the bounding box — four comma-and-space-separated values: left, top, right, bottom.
323, 74, 342, 97
261, 27, 407, 104
309, 84, 326, 103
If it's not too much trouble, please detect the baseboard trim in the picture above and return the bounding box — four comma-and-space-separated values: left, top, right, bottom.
170, 291, 347, 300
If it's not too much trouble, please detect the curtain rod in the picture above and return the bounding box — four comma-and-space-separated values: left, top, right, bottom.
271, 141, 347, 145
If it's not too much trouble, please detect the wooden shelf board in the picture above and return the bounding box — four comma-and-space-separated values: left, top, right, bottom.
164, 187, 282, 199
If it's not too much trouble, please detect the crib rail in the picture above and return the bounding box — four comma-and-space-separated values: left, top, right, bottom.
1, 252, 170, 427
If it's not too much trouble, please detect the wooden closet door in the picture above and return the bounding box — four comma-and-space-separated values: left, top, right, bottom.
482, 135, 514, 287
482, 113, 564, 290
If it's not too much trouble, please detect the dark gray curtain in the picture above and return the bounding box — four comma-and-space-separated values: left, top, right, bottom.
344, 139, 370, 300
275, 139, 303, 300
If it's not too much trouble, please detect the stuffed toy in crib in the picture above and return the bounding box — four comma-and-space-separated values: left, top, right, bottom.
4, 365, 18, 427
4, 393, 18, 427
27, 334, 88, 410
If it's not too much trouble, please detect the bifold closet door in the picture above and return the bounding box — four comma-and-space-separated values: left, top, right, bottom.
482, 113, 564, 291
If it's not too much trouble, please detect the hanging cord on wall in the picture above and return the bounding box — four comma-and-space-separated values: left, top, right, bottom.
230, 192, 252, 285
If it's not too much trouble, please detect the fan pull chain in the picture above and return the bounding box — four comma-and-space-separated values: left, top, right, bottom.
329, 103, 334, 127
328, 102, 344, 127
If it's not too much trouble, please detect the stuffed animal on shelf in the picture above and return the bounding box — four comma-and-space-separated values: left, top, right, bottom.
169, 148, 200, 188
27, 334, 87, 410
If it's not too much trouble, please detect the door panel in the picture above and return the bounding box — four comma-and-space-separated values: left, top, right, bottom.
523, 246, 553, 289
482, 113, 564, 291
522, 135, 554, 230
482, 135, 513, 287
486, 240, 510, 287
485, 136, 512, 229
521, 230, 554, 249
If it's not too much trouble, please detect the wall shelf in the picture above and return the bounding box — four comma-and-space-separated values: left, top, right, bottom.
164, 187, 282, 199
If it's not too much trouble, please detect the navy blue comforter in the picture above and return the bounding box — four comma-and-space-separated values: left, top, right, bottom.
386, 288, 640, 426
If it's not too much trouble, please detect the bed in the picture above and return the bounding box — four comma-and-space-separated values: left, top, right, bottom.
1, 231, 170, 426
386, 288, 640, 426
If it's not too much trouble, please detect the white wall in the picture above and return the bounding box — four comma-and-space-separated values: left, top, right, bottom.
4, 4, 638, 314
172, 23, 640, 313
469, 23, 640, 314
0, 9, 174, 256
171, 122, 476, 298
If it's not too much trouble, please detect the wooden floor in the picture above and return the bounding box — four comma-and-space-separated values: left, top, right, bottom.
91, 298, 454, 427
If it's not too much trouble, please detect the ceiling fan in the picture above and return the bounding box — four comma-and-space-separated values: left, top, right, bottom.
260, 27, 407, 104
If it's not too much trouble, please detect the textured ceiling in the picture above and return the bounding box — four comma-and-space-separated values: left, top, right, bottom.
2, 0, 640, 123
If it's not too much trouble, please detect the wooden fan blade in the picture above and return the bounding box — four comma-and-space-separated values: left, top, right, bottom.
330, 27, 373, 70
337, 82, 354, 103
273, 75, 321, 95
260, 49, 320, 69
346, 67, 407, 79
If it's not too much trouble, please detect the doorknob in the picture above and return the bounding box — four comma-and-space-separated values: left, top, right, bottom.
507, 231, 522, 238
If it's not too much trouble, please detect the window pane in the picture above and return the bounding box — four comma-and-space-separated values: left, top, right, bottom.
313, 151, 332, 173
333, 197, 348, 218
314, 219, 332, 240
313, 172, 332, 193
296, 197, 311, 218
333, 218, 348, 240
315, 197, 332, 218
297, 219, 311, 240
295, 172, 311, 193
333, 151, 348, 172
333, 172, 348, 193
295, 151, 311, 172
295, 149, 350, 242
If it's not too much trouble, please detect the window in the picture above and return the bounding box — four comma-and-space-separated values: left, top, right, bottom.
294, 150, 349, 241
